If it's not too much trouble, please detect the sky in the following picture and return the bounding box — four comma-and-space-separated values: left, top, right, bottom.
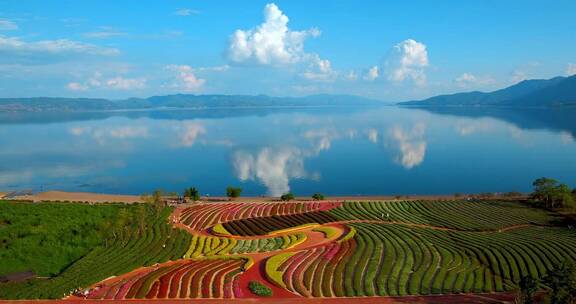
1, 0, 575, 101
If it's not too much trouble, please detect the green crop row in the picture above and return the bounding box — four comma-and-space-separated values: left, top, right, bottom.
0, 205, 191, 299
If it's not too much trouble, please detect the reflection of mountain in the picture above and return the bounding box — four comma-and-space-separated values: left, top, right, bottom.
401, 75, 576, 107
412, 107, 576, 139
0, 106, 382, 125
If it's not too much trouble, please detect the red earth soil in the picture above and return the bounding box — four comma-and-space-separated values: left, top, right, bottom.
0, 292, 518, 303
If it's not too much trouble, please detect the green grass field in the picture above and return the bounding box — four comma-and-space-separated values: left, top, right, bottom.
0, 200, 126, 277
0, 201, 191, 299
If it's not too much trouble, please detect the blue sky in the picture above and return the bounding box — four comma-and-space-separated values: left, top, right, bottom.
1, 0, 575, 101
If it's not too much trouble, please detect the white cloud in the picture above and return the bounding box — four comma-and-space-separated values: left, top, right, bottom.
364, 66, 379, 81
510, 62, 540, 84
227, 3, 321, 66
386, 39, 429, 86
510, 70, 528, 84
177, 122, 206, 147
196, 65, 230, 72
108, 126, 148, 139
345, 71, 358, 81
83, 27, 127, 39
389, 123, 427, 169
301, 55, 336, 82
166, 65, 206, 92
104, 77, 146, 90
560, 131, 574, 144
69, 125, 148, 145
566, 63, 576, 76
66, 73, 146, 91
455, 72, 495, 88
455, 73, 476, 86
455, 119, 495, 136
174, 8, 200, 16
367, 128, 379, 143
0, 35, 120, 60
232, 147, 308, 196
66, 82, 88, 91
0, 20, 18, 31
302, 128, 339, 153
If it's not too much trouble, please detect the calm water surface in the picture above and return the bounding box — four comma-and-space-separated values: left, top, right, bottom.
1, 106, 575, 196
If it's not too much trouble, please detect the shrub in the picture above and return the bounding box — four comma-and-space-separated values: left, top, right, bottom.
248, 280, 272, 297
226, 187, 242, 199
312, 193, 325, 201
280, 193, 294, 201
502, 191, 523, 198
184, 187, 200, 201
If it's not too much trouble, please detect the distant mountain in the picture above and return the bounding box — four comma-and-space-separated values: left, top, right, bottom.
400, 75, 576, 107
0, 94, 386, 112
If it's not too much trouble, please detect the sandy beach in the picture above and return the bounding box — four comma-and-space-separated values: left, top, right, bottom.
1, 190, 525, 204
10, 191, 143, 204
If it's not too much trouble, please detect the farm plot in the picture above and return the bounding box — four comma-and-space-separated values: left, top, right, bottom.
267, 223, 576, 297
179, 201, 341, 232
222, 211, 338, 236
329, 200, 556, 231
86, 257, 248, 299
2, 199, 574, 301
183, 233, 307, 258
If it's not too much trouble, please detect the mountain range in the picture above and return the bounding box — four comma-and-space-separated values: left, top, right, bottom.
1, 74, 575, 112
0, 94, 385, 112
401, 75, 576, 107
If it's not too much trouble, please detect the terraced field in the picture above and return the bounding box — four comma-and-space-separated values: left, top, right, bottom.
85, 258, 249, 299
1, 199, 574, 302
183, 233, 307, 257
178, 201, 341, 233
268, 224, 576, 297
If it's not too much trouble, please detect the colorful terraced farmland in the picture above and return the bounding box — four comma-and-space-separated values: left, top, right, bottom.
86, 258, 248, 299
178, 201, 341, 232
1, 199, 574, 302
183, 233, 307, 257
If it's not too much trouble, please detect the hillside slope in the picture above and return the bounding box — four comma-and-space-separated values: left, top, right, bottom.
401, 75, 576, 107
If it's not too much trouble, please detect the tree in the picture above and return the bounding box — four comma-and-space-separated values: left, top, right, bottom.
517, 275, 539, 304
532, 177, 559, 207
280, 193, 294, 201
151, 189, 165, 209
312, 193, 325, 201
557, 184, 575, 210
542, 262, 576, 304
184, 187, 200, 201
531, 178, 574, 209
226, 186, 242, 199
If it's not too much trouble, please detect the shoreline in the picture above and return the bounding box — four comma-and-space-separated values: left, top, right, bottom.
1, 190, 527, 204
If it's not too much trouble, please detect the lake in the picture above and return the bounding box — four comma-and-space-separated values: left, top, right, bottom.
1, 106, 575, 196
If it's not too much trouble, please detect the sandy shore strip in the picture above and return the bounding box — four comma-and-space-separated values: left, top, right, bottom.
11, 191, 142, 204
3, 191, 526, 204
